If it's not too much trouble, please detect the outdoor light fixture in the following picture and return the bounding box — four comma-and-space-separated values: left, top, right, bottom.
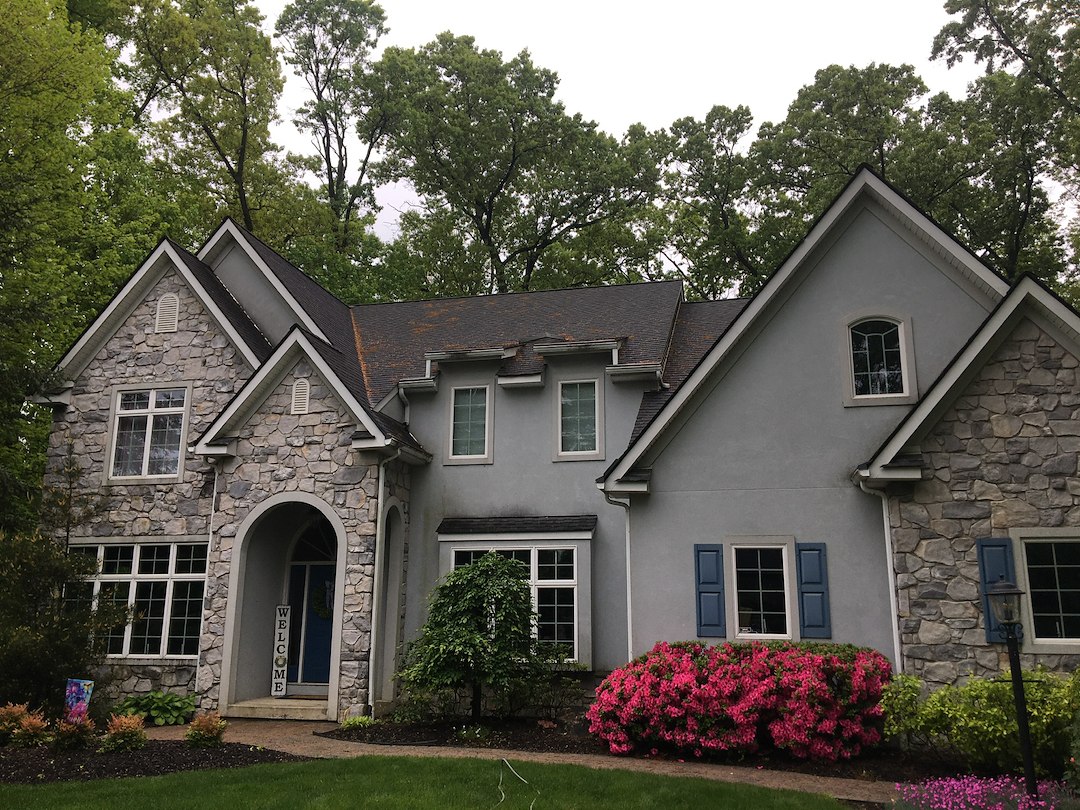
984, 576, 1038, 798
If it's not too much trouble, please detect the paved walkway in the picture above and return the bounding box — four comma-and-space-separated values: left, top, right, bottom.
147, 719, 898, 805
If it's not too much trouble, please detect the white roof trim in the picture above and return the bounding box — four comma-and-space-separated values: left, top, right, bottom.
195, 329, 385, 456
600, 168, 1009, 490
864, 276, 1080, 480
197, 220, 329, 343
436, 531, 594, 542
57, 240, 262, 379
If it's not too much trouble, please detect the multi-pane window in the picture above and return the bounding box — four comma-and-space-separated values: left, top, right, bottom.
734, 547, 788, 636
450, 386, 488, 458
73, 542, 208, 657
850, 320, 904, 396
559, 381, 598, 454
111, 388, 187, 478
1024, 541, 1080, 641
452, 547, 578, 655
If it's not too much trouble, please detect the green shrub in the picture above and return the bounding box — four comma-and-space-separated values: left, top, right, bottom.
53, 716, 95, 749
100, 713, 147, 752
115, 690, 196, 726
185, 711, 227, 747
881, 674, 926, 745
339, 713, 378, 730
1065, 708, 1080, 792
887, 669, 1080, 777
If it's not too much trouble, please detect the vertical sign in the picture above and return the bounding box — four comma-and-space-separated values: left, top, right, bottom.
271, 605, 290, 698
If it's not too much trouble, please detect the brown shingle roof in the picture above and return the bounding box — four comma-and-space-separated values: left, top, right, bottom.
351, 281, 685, 404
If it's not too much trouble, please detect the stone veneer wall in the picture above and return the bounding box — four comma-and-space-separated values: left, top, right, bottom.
200, 359, 383, 719
888, 318, 1080, 686
47, 268, 251, 696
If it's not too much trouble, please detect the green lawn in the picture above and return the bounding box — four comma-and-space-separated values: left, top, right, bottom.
1, 754, 846, 809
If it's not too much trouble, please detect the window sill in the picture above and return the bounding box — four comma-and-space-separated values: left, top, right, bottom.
444, 456, 493, 466
553, 452, 604, 463
843, 392, 917, 408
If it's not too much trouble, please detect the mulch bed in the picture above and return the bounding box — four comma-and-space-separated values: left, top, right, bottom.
323, 717, 962, 785
0, 740, 307, 785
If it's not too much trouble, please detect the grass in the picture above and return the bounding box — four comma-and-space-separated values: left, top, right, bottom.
0, 754, 847, 809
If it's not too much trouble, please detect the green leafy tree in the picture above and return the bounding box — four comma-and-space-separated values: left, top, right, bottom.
276, 0, 388, 252
130, 0, 286, 232
399, 552, 537, 720
373, 33, 659, 294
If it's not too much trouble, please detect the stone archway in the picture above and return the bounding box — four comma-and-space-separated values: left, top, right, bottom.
219, 493, 347, 720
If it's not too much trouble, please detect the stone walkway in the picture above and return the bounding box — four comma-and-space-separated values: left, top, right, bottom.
147, 719, 898, 805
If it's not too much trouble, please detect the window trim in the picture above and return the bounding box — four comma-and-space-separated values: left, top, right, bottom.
725, 536, 798, 641
437, 532, 592, 668
105, 383, 192, 484
446, 384, 493, 464
70, 537, 208, 660
554, 378, 604, 461
1010, 528, 1080, 654
842, 312, 918, 407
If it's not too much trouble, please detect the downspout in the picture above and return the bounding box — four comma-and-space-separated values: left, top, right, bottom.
603, 492, 634, 662
367, 444, 402, 717
197, 459, 219, 707
860, 479, 903, 673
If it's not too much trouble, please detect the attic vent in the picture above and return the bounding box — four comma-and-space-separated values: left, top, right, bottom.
291, 379, 310, 415
155, 293, 179, 333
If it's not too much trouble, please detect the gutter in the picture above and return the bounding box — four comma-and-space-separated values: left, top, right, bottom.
858, 478, 904, 673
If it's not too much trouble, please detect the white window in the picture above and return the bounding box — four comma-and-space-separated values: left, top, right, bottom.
558, 380, 601, 458
1023, 539, 1080, 642
844, 315, 917, 406
727, 539, 796, 640
69, 542, 208, 657
111, 388, 187, 479
155, 293, 179, 333
438, 533, 593, 667
449, 385, 491, 461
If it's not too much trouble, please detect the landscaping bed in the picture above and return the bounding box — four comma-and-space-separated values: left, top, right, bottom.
0, 739, 307, 785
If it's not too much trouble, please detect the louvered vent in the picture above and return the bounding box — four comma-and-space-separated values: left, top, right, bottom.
291, 379, 310, 415
155, 293, 179, 333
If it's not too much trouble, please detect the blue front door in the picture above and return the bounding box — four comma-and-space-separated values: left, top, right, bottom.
285, 519, 336, 695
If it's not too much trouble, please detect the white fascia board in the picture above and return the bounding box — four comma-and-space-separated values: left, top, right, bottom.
598, 479, 651, 494
605, 363, 662, 384
197, 220, 329, 343
437, 531, 594, 543
601, 169, 1008, 490
195, 330, 385, 455
535, 339, 621, 365
56, 241, 262, 378
497, 373, 544, 388
866, 277, 1067, 478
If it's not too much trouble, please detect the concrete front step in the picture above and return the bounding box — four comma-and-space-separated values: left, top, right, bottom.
226, 697, 331, 721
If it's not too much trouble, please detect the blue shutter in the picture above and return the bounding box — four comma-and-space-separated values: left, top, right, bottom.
694, 544, 725, 637
976, 537, 1018, 642
796, 543, 832, 639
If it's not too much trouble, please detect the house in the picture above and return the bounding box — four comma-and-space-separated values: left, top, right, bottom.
40, 167, 1080, 721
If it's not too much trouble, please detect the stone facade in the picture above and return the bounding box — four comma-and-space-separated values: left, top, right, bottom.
888, 317, 1080, 686
47, 268, 251, 694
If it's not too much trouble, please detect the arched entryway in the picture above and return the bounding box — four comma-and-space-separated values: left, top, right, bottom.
373, 503, 406, 708
219, 494, 346, 720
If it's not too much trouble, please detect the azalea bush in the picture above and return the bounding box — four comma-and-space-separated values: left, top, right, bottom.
895, 775, 1074, 810
587, 640, 890, 761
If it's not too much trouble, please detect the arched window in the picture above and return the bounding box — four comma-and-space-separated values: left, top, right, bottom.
155, 293, 179, 333
850, 319, 904, 396
291, 379, 310, 415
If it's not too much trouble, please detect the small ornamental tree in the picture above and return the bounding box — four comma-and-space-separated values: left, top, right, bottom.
398, 552, 536, 720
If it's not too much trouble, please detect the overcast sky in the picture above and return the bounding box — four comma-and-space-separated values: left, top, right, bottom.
255, 0, 985, 232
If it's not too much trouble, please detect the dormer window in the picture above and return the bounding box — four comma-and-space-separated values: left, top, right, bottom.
448, 385, 492, 463
155, 293, 179, 333
845, 316, 917, 405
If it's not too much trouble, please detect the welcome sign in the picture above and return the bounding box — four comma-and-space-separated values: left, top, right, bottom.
271, 605, 290, 697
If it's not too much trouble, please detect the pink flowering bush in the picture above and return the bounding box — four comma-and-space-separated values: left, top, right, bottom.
896, 775, 1074, 810
587, 640, 891, 761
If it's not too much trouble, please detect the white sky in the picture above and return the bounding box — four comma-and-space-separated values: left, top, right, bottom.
255, 0, 985, 232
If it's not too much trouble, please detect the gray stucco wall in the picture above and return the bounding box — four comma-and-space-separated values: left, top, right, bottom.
402, 354, 651, 670
628, 202, 998, 662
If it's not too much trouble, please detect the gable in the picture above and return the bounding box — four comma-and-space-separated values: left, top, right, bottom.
600, 167, 1010, 492
55, 240, 266, 389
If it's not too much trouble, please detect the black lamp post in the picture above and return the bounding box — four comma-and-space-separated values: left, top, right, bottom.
985, 578, 1038, 798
